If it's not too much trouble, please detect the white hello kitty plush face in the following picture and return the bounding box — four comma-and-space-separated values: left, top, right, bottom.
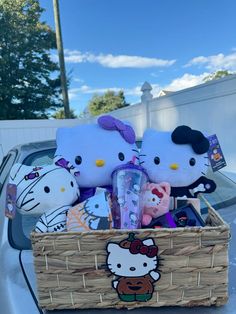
140, 128, 210, 187
9, 159, 80, 232
9, 160, 80, 216
55, 115, 138, 188
107, 238, 158, 277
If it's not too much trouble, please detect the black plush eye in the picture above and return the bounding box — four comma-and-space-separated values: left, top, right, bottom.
154, 156, 160, 165
44, 186, 50, 193
95, 204, 99, 208
70, 181, 74, 187
117, 263, 121, 268
152, 198, 155, 202
143, 262, 147, 267
75, 155, 82, 165
189, 158, 196, 166
118, 152, 125, 161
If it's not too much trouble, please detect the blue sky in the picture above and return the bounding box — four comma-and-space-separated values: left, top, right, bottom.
40, 0, 236, 115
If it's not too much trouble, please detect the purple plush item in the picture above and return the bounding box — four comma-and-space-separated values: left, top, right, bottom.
98, 115, 135, 144
55, 157, 80, 177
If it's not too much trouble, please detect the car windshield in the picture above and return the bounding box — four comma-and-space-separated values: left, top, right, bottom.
9, 148, 236, 250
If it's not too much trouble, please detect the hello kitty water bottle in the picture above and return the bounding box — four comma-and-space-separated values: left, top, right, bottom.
111, 163, 148, 229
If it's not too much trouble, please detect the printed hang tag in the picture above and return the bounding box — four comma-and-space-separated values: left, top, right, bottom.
207, 134, 227, 172
5, 183, 17, 219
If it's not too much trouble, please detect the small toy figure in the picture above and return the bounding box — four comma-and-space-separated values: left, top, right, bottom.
141, 182, 171, 226
67, 191, 112, 231
172, 204, 205, 227
9, 158, 80, 233
106, 233, 161, 302
174, 211, 196, 227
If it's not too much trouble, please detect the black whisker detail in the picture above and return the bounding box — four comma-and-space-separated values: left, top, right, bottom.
201, 172, 206, 176
135, 157, 140, 160
132, 149, 139, 153
24, 202, 40, 212
139, 161, 145, 165
35, 226, 43, 233
139, 154, 146, 157
204, 164, 210, 167
28, 191, 34, 194
204, 156, 209, 159
107, 273, 113, 277
21, 198, 35, 207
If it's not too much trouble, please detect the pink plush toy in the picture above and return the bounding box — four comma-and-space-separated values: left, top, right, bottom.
141, 182, 171, 226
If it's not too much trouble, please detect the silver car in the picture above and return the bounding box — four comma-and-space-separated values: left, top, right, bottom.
0, 140, 236, 314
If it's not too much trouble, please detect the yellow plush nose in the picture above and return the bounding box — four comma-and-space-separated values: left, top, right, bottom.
170, 163, 179, 170
96, 160, 105, 167
60, 187, 65, 192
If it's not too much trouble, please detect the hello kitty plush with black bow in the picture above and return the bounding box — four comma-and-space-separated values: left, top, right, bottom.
140, 125, 216, 198
9, 157, 80, 232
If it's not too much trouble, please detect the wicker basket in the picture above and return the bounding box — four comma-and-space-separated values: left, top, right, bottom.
31, 202, 230, 310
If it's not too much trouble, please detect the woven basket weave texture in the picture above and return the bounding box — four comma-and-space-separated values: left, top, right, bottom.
31, 206, 230, 310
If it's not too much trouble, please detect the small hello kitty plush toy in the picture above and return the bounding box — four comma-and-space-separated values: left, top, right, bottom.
106, 233, 160, 302
9, 157, 80, 233
141, 182, 171, 226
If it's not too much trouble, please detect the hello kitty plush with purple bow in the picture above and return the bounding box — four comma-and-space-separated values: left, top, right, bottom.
55, 115, 138, 202
141, 182, 171, 226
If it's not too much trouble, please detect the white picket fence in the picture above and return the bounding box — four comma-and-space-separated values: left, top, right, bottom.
0, 74, 236, 171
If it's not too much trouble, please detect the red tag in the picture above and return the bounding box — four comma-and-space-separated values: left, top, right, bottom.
5, 183, 17, 219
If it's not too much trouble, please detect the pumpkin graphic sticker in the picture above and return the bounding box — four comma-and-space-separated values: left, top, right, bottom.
106, 233, 161, 302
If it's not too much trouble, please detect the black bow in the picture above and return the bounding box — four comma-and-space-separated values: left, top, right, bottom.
171, 125, 209, 154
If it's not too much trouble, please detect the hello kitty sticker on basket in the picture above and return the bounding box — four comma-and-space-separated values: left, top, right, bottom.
106, 233, 161, 302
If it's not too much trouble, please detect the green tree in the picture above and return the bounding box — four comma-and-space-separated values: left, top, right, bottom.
88, 90, 129, 116
203, 70, 233, 82
0, 0, 62, 119
52, 108, 77, 119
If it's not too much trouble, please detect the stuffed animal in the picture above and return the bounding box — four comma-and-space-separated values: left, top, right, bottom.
140, 125, 216, 198
141, 182, 171, 226
67, 191, 112, 231
9, 158, 80, 232
55, 115, 138, 201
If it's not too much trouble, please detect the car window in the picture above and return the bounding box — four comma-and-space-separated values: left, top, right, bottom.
9, 148, 56, 250
0, 150, 17, 194
201, 170, 236, 212
23, 148, 56, 166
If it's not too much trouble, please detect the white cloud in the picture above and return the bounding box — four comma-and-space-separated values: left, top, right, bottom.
73, 77, 84, 83
68, 72, 210, 103
61, 49, 176, 68
162, 72, 209, 92
185, 52, 236, 71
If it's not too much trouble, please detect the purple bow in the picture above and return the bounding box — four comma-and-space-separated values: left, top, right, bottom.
97, 115, 135, 144
55, 158, 80, 177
